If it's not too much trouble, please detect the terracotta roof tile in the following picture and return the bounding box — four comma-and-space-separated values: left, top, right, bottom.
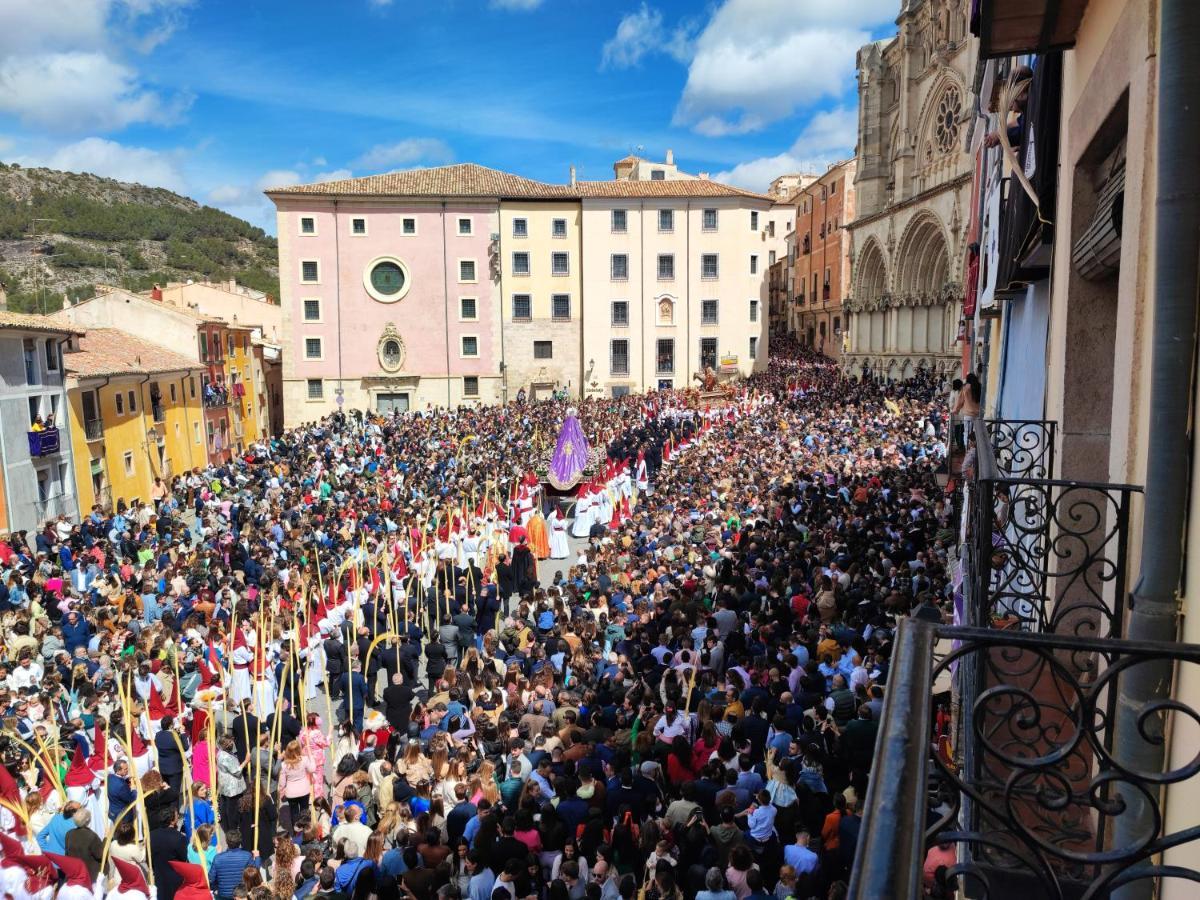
0, 311, 83, 335
265, 163, 773, 202
265, 163, 574, 199
65, 328, 202, 379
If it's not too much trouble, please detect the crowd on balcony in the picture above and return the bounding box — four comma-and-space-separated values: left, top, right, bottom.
0, 338, 956, 900
204, 382, 232, 409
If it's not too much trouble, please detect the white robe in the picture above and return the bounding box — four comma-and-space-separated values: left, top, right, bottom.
229, 646, 253, 705
303, 642, 326, 700
548, 511, 570, 559
570, 495, 594, 538
594, 490, 614, 528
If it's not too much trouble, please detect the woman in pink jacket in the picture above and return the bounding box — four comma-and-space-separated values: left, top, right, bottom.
298, 713, 329, 800
190, 730, 213, 789
277, 739, 317, 823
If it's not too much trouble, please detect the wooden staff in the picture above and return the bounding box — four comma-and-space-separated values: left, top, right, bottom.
5, 731, 65, 801
206, 709, 219, 848
114, 676, 154, 885
252, 604, 265, 856
98, 801, 140, 879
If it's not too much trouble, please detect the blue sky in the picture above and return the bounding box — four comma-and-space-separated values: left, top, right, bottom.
0, 0, 900, 231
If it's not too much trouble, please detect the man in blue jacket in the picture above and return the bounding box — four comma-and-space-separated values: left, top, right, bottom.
107, 760, 138, 823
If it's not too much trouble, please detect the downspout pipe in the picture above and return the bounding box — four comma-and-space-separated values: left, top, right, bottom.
1113, 3, 1200, 897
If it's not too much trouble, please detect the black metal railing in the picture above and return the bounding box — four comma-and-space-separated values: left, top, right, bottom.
850, 415, 1192, 898
851, 619, 1200, 900
84, 418, 103, 441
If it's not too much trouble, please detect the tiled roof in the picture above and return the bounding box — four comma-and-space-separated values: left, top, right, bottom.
0, 311, 83, 335
573, 180, 772, 200
65, 328, 202, 378
265, 163, 575, 199
265, 163, 773, 202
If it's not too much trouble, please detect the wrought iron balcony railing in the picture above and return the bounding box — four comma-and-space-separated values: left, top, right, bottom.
851, 619, 1200, 899
850, 416, 1197, 899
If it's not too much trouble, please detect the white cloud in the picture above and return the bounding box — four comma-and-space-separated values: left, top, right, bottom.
601, 4, 696, 69
0, 0, 192, 133
355, 138, 454, 171
489, 0, 544, 9
602, 4, 664, 69
0, 51, 188, 132
208, 184, 247, 204
713, 105, 858, 192
313, 169, 353, 183
257, 170, 303, 190
367, 0, 393, 6
671, 0, 894, 134
24, 136, 187, 192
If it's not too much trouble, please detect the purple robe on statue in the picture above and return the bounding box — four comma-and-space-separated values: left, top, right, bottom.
548, 410, 590, 490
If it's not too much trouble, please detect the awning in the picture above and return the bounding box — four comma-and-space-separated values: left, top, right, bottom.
973, 0, 1087, 59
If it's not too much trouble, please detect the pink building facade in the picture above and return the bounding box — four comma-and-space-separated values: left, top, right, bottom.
274, 196, 502, 424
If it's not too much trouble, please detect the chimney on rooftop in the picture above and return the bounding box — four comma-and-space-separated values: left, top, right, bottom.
63, 294, 72, 309
0, 282, 7, 311
665, 149, 674, 165
229, 278, 237, 293
151, 283, 163, 302
569, 165, 576, 186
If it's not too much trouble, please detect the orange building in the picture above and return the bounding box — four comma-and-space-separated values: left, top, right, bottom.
793, 160, 855, 358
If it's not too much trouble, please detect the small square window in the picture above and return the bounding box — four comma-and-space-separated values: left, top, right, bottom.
512, 294, 532, 321
513, 218, 528, 238
551, 252, 569, 276
457, 217, 472, 235
611, 209, 627, 233
611, 300, 629, 326
551, 294, 571, 320
701, 254, 719, 280
552, 218, 567, 238
300, 217, 315, 235
533, 340, 553, 359
701, 299, 719, 325
657, 254, 674, 281
460, 297, 477, 320
463, 376, 479, 397
301, 260, 319, 282
303, 299, 321, 321
351, 217, 366, 235
402, 218, 417, 235
512, 252, 531, 275
461, 336, 479, 357
306, 379, 323, 399
703, 209, 718, 231
459, 260, 476, 282
658, 209, 674, 232
305, 337, 322, 359
650, 169, 665, 181
611, 254, 629, 281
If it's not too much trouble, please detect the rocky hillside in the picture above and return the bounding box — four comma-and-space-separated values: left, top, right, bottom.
0, 162, 278, 313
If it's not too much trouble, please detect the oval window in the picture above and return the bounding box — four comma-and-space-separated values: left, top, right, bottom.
371, 261, 405, 296
382, 339, 402, 367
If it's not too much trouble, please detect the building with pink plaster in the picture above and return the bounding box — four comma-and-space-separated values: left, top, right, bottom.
268, 165, 572, 425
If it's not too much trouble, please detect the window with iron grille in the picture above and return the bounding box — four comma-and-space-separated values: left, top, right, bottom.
534, 340, 553, 359
307, 379, 323, 399
657, 254, 675, 280
701, 254, 719, 279
551, 252, 569, 276
305, 338, 322, 359
552, 294, 571, 320
656, 338, 675, 373
611, 254, 629, 280
611, 209, 627, 233
460, 297, 477, 320
610, 339, 629, 375
303, 299, 321, 321
512, 294, 532, 321
512, 252, 530, 275
658, 209, 673, 232
552, 218, 567, 238
701, 299, 719, 325
463, 376, 479, 397
301, 260, 319, 282
703, 209, 718, 231
750, 299, 759, 322
459, 260, 476, 282
512, 218, 528, 238
611, 300, 629, 326
749, 336, 758, 359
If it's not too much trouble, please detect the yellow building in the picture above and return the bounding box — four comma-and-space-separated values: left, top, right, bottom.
224, 323, 262, 448
498, 200, 583, 400
63, 328, 205, 511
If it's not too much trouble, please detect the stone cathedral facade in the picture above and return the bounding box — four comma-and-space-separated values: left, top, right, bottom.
843, 0, 975, 381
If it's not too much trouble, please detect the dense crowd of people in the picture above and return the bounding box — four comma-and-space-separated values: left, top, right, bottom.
0, 339, 956, 900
